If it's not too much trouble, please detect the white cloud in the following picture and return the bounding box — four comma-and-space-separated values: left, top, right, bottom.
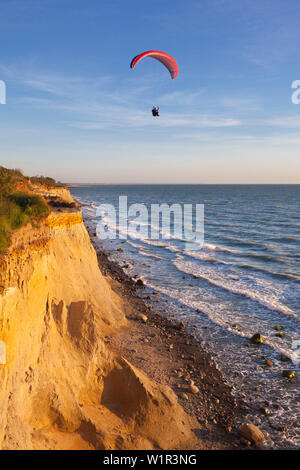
219, 96, 260, 112
68, 112, 240, 130
157, 89, 206, 106
263, 116, 300, 128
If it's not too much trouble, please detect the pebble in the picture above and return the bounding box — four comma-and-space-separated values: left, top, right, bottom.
276, 332, 286, 338
259, 407, 270, 415
136, 313, 148, 323
241, 423, 264, 444
281, 354, 289, 362
282, 370, 295, 379
251, 333, 264, 344
240, 438, 251, 446
189, 380, 199, 394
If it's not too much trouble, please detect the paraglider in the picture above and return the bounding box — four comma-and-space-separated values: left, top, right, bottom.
152, 106, 159, 117
130, 50, 178, 116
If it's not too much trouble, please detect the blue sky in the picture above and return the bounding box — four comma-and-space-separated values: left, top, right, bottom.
1, 0, 300, 183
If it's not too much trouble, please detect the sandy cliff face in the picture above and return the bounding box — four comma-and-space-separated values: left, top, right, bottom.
0, 205, 196, 449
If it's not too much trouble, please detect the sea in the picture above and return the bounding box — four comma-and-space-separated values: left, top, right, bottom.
70, 184, 300, 449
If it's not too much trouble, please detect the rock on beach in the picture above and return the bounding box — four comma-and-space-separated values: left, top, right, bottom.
241, 423, 264, 444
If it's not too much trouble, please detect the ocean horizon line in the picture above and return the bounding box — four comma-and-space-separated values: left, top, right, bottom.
67, 182, 300, 187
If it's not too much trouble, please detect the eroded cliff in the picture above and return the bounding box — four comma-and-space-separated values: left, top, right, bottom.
0, 198, 197, 449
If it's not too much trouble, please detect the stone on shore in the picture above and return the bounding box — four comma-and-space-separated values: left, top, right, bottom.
188, 380, 199, 394
281, 354, 289, 362
282, 370, 295, 379
251, 333, 264, 344
136, 313, 148, 323
259, 407, 270, 415
276, 332, 285, 338
241, 423, 264, 444
240, 438, 251, 446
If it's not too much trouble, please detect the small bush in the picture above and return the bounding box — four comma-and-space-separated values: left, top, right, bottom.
9, 192, 49, 217
0, 167, 63, 253
30, 176, 64, 188
0, 191, 49, 253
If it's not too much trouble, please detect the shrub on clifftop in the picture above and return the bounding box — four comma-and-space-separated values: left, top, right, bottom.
0, 168, 50, 253
30, 175, 64, 188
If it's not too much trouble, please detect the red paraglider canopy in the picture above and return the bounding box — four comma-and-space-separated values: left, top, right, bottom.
130, 50, 178, 79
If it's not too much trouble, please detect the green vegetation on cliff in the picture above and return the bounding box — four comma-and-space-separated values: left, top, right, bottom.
30, 175, 64, 188
0, 167, 52, 252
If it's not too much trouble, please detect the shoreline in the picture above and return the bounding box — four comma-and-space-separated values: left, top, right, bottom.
85, 229, 248, 449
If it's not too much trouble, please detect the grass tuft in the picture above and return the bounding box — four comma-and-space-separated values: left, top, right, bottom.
0, 167, 51, 253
